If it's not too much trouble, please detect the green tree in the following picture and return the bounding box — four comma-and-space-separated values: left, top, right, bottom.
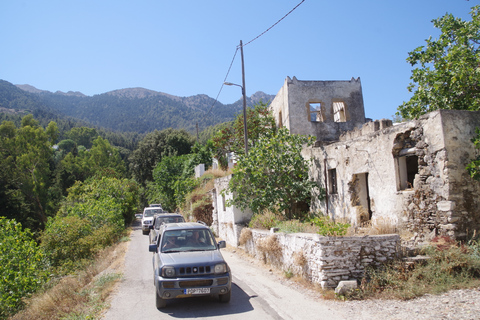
0, 218, 48, 318
0, 116, 58, 229
86, 136, 126, 178
398, 5, 480, 119
226, 128, 323, 219
129, 128, 194, 186
211, 101, 276, 168
67, 127, 98, 149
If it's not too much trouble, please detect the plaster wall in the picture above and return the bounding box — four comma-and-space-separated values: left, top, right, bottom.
212, 175, 253, 245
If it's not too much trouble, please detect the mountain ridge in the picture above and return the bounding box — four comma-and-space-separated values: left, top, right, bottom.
0, 80, 275, 135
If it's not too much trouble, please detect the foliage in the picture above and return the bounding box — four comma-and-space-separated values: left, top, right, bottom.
398, 5, 480, 119
0, 218, 48, 319
226, 127, 323, 218
466, 127, 480, 180
345, 237, 480, 300
149, 142, 213, 212
0, 116, 58, 231
66, 127, 98, 149
129, 128, 194, 187
61, 177, 139, 229
42, 177, 138, 272
211, 101, 276, 168
248, 210, 284, 230
308, 216, 350, 236
248, 211, 350, 235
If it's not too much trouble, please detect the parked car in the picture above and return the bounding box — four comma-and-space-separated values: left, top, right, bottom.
148, 222, 231, 309
149, 203, 162, 208
149, 213, 185, 244
142, 207, 165, 235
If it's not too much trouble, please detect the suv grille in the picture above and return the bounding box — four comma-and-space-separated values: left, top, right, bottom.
178, 266, 211, 275
179, 280, 213, 288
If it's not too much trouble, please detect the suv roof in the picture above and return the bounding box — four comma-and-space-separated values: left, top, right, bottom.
161, 222, 208, 231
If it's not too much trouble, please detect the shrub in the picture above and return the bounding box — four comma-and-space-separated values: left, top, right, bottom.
0, 218, 48, 319
40, 216, 94, 271
248, 210, 283, 230
308, 216, 350, 236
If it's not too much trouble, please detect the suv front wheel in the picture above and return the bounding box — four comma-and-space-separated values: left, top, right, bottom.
156, 289, 166, 309
219, 290, 231, 303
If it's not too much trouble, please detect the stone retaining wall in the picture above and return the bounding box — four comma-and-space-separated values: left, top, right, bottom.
240, 228, 400, 288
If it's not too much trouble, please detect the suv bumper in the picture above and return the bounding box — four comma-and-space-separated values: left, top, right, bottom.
155, 273, 231, 300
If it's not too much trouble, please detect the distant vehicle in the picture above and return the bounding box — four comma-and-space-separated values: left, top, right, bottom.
149, 204, 162, 208
135, 213, 143, 219
149, 213, 185, 244
148, 222, 231, 309
142, 207, 165, 235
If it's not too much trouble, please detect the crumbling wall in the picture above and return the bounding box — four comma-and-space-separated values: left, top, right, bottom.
304, 110, 480, 243
241, 228, 400, 288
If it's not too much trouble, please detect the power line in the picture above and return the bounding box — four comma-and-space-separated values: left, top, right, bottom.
242, 0, 306, 48
198, 0, 306, 135
200, 47, 239, 123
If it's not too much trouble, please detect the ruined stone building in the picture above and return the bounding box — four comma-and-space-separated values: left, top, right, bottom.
269, 76, 480, 243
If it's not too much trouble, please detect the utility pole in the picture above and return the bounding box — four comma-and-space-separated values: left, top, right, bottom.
240, 40, 248, 155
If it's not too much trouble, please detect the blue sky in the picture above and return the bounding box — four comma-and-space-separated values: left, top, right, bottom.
0, 0, 477, 121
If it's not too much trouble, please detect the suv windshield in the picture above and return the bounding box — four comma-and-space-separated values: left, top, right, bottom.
161, 229, 216, 253
144, 208, 163, 217
155, 216, 185, 229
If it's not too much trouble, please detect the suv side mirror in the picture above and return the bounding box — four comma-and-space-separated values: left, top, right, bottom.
217, 240, 226, 249
149, 244, 157, 252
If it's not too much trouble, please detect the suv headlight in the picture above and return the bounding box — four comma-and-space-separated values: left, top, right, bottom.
214, 263, 227, 274
161, 266, 175, 278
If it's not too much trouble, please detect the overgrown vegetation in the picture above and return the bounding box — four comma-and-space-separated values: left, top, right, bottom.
248, 210, 350, 236
342, 236, 480, 300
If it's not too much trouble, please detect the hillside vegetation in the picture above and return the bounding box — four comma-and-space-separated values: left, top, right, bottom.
1, 79, 274, 135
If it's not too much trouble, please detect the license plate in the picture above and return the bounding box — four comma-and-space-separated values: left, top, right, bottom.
185, 288, 210, 295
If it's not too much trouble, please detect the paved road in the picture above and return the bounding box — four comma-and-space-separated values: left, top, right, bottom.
102, 220, 348, 320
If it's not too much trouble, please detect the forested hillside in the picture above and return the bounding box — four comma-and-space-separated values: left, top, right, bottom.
3, 80, 274, 134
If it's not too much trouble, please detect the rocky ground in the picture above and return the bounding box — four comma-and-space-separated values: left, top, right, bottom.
341, 288, 480, 320
231, 248, 480, 320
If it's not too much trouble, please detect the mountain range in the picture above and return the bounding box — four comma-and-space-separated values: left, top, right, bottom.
0, 79, 275, 134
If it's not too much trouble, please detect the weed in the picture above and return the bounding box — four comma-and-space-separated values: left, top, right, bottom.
343, 238, 480, 300
284, 269, 294, 279
239, 228, 253, 246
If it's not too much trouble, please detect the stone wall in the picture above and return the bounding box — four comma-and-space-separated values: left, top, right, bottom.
241, 228, 400, 288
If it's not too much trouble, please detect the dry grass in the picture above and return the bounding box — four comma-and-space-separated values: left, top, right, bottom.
239, 228, 252, 246
11, 235, 129, 320
256, 235, 283, 266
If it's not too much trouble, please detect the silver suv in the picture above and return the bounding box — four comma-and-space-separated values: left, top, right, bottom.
141, 207, 164, 235
148, 222, 231, 309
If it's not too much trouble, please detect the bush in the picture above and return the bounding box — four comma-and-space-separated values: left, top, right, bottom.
0, 218, 48, 319
308, 216, 350, 236
248, 211, 284, 230
40, 216, 94, 271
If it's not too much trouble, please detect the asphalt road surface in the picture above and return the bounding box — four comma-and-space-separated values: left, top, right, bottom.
101, 220, 349, 320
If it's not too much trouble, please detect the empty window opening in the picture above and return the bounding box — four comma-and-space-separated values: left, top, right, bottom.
278, 111, 283, 128
222, 194, 226, 211
396, 155, 419, 190
333, 101, 346, 122
328, 168, 337, 194
308, 102, 324, 122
